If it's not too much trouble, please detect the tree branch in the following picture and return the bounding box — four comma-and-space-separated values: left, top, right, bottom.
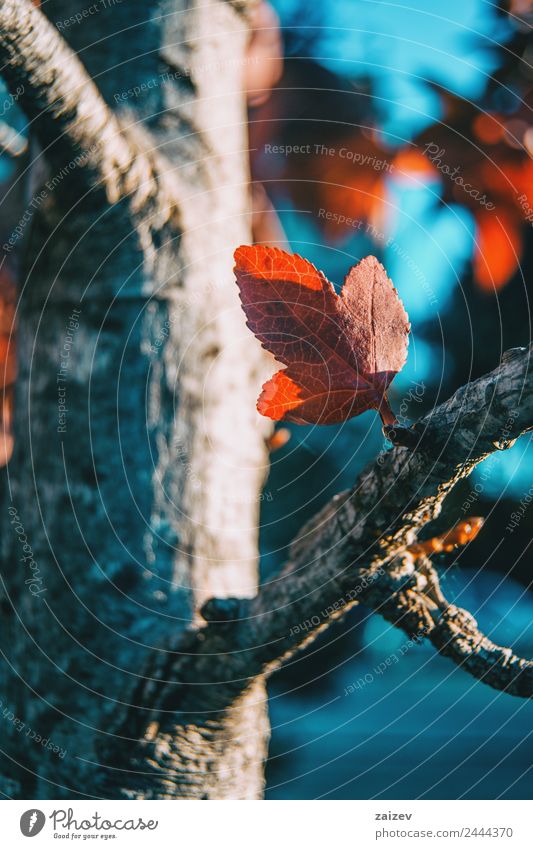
0, 0, 181, 213
237, 345, 532, 681
125, 343, 533, 737
430, 602, 533, 697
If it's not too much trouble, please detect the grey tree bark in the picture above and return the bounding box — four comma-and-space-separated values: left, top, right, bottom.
0, 0, 532, 803
0, 0, 271, 799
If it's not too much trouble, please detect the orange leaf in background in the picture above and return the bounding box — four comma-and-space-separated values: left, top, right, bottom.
234, 246, 409, 427
282, 132, 393, 241
416, 102, 533, 292
0, 386, 14, 468
266, 427, 291, 452
469, 156, 533, 291
473, 113, 505, 145
478, 156, 533, 201
392, 148, 438, 181
0, 264, 17, 466
473, 209, 522, 291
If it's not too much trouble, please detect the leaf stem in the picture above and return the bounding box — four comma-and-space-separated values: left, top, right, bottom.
378, 394, 398, 427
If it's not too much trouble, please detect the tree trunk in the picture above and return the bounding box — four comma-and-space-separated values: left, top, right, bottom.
0, 0, 271, 799
3, 0, 532, 803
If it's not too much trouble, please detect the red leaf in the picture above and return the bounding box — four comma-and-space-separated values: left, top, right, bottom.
234, 246, 409, 426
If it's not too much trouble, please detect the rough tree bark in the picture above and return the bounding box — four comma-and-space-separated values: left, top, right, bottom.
0, 0, 531, 802
0, 0, 271, 799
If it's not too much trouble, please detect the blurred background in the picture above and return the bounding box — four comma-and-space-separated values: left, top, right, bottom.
249, 0, 533, 799
1, 0, 532, 800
